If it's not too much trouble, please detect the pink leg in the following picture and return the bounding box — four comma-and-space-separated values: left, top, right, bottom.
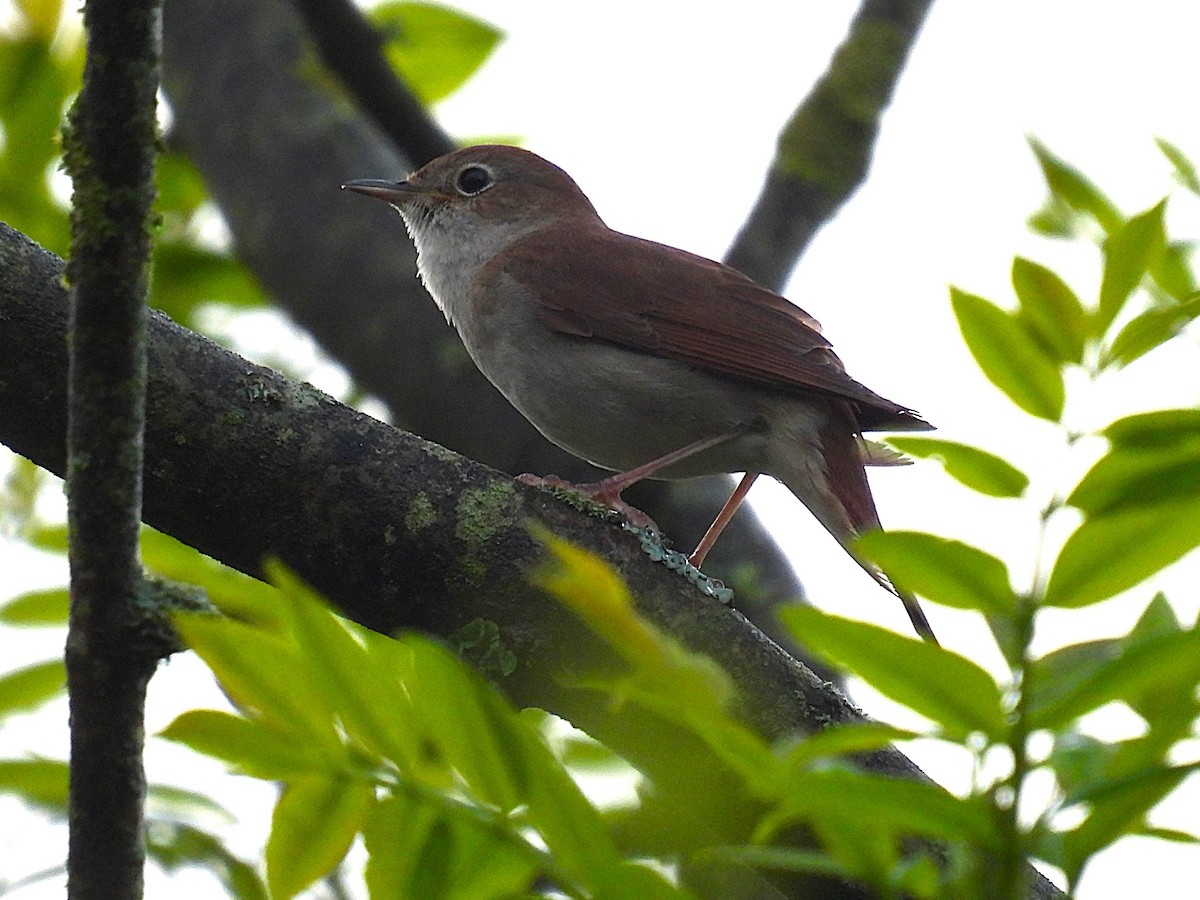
519, 431, 741, 529
688, 472, 759, 568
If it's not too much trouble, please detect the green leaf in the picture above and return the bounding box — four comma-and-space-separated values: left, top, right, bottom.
26, 523, 68, 553
781, 722, 918, 772
1136, 826, 1200, 844
405, 638, 526, 811
1029, 630, 1200, 729
268, 562, 421, 769
856, 531, 1018, 615
0, 37, 71, 179
696, 845, 856, 883
780, 606, 1006, 740
1152, 241, 1197, 299
1047, 730, 1117, 797
1060, 763, 1195, 888
364, 791, 541, 900
0, 587, 68, 625
156, 151, 214, 218
1028, 138, 1123, 234
1067, 438, 1200, 515
1011, 257, 1088, 364
1156, 137, 1200, 195
0, 757, 69, 813
143, 529, 284, 631
1103, 292, 1200, 367
146, 821, 268, 900
950, 287, 1065, 421
172, 612, 341, 746
1104, 409, 1200, 449
160, 710, 329, 779
1096, 200, 1167, 335
884, 437, 1029, 498
151, 242, 267, 324
14, 0, 65, 39
762, 768, 998, 847
146, 784, 235, 821
372, 2, 502, 104
1043, 499, 1200, 607
265, 774, 375, 900
0, 659, 65, 721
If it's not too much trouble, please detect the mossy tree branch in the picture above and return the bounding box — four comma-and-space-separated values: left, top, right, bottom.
60, 0, 162, 896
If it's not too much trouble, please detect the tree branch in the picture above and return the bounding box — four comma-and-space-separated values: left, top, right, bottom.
0, 222, 1062, 900
726, 0, 935, 290
289, 0, 455, 165
60, 0, 161, 896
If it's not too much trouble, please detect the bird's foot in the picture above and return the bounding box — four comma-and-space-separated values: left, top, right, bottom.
516, 472, 660, 532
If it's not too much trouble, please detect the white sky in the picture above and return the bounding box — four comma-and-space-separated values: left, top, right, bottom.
3, 1, 1200, 896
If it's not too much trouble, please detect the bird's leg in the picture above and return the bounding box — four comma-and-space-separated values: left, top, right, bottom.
688, 471, 759, 568
518, 431, 741, 531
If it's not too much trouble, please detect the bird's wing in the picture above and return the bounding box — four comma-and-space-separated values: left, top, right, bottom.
495, 225, 931, 432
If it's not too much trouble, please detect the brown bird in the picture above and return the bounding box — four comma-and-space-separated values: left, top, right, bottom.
345, 145, 937, 642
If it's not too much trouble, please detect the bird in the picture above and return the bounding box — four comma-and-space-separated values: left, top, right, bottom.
344, 145, 938, 642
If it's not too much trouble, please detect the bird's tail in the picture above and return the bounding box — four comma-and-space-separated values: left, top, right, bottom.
776, 404, 938, 644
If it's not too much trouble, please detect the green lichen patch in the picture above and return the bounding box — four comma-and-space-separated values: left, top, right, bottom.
449, 617, 517, 678
404, 492, 437, 533
454, 481, 518, 548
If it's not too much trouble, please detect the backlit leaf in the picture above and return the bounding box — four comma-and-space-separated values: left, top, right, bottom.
1060, 763, 1195, 888
1103, 292, 1200, 367
1012, 257, 1087, 364
884, 436, 1029, 498
161, 710, 328, 779
0, 659, 64, 721
781, 607, 1006, 740
1029, 138, 1122, 234
1043, 500, 1200, 607
1156, 137, 1200, 195
1104, 409, 1200, 449
1096, 200, 1167, 334
950, 287, 1064, 421
0, 588, 68, 625
857, 530, 1018, 614
1067, 439, 1200, 515
266, 775, 374, 899
0, 758, 68, 813
1029, 631, 1200, 729
372, 2, 502, 104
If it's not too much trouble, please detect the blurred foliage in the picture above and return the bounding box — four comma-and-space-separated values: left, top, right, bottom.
0, 0, 267, 330
1, 0, 1199, 894
369, 1, 502, 105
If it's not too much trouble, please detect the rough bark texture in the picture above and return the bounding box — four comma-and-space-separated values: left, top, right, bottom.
0, 223, 1063, 900
60, 0, 161, 896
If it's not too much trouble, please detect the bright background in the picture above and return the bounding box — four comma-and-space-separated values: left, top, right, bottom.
2, 1, 1199, 896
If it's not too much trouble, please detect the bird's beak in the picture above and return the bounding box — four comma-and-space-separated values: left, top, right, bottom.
341, 178, 421, 203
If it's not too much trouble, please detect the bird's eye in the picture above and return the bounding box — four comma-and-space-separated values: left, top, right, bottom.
455, 165, 493, 196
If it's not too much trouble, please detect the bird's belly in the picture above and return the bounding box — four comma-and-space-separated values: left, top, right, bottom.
469, 331, 787, 478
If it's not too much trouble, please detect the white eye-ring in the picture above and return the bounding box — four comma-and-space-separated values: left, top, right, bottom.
455, 164, 494, 196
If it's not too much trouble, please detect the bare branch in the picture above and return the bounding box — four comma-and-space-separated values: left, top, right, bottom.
726, 0, 935, 290
289, 0, 455, 165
